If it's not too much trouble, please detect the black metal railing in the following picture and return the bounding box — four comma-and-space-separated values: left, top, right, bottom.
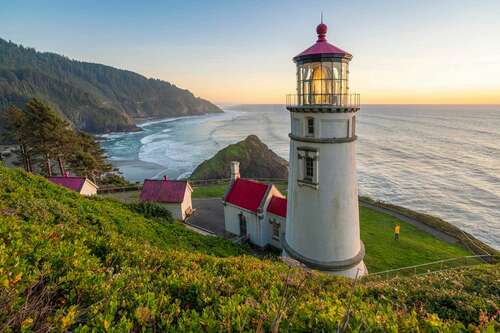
286, 93, 360, 108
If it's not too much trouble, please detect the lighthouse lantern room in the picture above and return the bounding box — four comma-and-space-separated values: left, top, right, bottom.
282, 20, 366, 278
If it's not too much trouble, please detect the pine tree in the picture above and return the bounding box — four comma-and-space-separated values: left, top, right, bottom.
69, 132, 112, 183
4, 106, 33, 172
23, 99, 77, 176
5, 98, 114, 182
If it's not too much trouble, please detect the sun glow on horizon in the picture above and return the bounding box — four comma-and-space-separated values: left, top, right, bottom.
2, 0, 499, 106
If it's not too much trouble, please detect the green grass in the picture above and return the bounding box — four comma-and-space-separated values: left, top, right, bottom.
192, 185, 227, 198
1, 166, 498, 331
101, 190, 140, 203
360, 196, 498, 257
104, 184, 473, 272
360, 206, 472, 272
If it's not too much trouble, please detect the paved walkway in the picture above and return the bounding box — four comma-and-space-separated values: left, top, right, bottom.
186, 198, 226, 236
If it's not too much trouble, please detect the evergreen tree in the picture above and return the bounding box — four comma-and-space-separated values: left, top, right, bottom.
4, 106, 33, 172
23, 99, 77, 176
5, 98, 113, 182
69, 132, 112, 183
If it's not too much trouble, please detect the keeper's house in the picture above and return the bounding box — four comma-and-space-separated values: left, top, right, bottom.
223, 162, 287, 249
48, 176, 98, 196
140, 177, 193, 221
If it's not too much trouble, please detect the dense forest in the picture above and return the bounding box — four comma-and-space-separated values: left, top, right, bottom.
0, 38, 222, 140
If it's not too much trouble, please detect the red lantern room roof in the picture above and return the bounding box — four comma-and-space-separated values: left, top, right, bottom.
293, 22, 351, 62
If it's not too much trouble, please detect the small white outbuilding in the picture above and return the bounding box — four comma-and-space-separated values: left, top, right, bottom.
140, 177, 193, 221
48, 176, 98, 196
222, 161, 287, 249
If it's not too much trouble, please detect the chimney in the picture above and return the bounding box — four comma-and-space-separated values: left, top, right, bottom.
230, 161, 240, 182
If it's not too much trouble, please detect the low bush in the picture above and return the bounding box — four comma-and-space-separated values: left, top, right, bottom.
127, 201, 173, 221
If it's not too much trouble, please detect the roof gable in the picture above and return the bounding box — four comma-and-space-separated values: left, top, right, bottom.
140, 179, 188, 204
267, 196, 287, 218
48, 176, 87, 192
225, 179, 269, 213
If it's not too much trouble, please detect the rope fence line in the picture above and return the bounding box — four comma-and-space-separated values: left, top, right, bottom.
363, 255, 499, 281
98, 178, 289, 193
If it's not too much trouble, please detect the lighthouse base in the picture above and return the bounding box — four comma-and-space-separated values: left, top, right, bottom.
281, 238, 368, 279
325, 260, 368, 278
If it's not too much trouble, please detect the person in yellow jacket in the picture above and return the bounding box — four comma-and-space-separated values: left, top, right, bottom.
394, 224, 401, 240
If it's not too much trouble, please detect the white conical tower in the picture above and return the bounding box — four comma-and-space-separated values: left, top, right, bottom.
282, 21, 367, 278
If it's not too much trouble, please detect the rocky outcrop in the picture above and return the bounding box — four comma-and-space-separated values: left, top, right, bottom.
190, 135, 288, 180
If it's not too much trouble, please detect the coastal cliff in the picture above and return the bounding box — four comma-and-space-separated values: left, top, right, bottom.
190, 135, 288, 180
0, 38, 222, 139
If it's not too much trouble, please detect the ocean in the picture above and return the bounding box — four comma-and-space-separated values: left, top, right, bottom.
100, 104, 500, 249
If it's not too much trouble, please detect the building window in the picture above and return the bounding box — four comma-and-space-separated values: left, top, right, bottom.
305, 156, 314, 181
271, 220, 280, 240
306, 117, 314, 136
239, 213, 247, 235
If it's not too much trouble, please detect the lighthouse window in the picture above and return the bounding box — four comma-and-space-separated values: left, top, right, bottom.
305, 157, 314, 181
306, 118, 314, 136
297, 147, 318, 187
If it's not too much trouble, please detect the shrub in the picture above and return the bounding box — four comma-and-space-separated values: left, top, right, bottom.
127, 201, 173, 221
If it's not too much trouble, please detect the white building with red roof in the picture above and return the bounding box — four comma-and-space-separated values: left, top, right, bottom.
48, 176, 98, 196
223, 162, 287, 248
140, 176, 193, 221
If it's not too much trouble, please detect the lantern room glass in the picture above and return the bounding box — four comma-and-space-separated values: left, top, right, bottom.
296, 61, 349, 105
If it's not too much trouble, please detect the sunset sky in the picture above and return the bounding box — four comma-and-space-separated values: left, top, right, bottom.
2, 0, 499, 105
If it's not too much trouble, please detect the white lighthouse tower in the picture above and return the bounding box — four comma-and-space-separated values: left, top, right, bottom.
282, 20, 367, 278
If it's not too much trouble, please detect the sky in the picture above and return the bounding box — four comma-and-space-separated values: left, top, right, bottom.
1, 0, 500, 105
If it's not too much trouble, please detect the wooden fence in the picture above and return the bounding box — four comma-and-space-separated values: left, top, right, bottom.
98, 178, 288, 194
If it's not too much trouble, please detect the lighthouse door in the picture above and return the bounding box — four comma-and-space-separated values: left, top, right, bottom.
239, 213, 247, 236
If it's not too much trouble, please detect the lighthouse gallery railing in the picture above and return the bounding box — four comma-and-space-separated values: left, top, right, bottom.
286, 93, 360, 108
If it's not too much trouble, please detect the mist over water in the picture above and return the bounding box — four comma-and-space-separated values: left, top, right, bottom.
101, 105, 500, 249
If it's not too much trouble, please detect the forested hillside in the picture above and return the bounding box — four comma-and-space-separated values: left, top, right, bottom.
0, 166, 498, 331
0, 38, 222, 139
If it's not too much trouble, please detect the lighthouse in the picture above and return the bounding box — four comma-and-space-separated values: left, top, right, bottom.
282, 20, 367, 278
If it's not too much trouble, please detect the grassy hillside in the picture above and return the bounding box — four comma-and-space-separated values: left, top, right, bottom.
0, 38, 222, 139
1, 166, 498, 331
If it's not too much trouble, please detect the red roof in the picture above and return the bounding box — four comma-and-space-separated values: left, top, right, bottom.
225, 179, 269, 213
140, 179, 188, 204
48, 176, 88, 192
294, 22, 351, 61
267, 196, 287, 218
